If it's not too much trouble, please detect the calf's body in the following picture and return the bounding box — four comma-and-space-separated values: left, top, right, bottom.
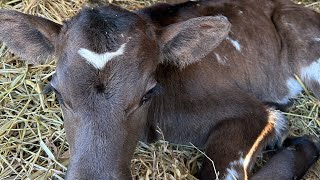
140, 0, 320, 105
0, 0, 319, 179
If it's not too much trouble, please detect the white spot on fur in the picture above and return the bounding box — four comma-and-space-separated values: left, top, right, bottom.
225, 168, 239, 180
277, 78, 303, 104
242, 113, 287, 179
230, 157, 244, 167
268, 108, 288, 143
78, 43, 126, 70
214, 53, 227, 65
301, 58, 320, 85
226, 36, 241, 52
286, 78, 303, 98
314, 38, 320, 42
225, 155, 244, 180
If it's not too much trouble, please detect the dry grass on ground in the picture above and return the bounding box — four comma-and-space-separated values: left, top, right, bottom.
0, 0, 319, 179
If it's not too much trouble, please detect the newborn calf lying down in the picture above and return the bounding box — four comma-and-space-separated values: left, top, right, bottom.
0, 0, 319, 179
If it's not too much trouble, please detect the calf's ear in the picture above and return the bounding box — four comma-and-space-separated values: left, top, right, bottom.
0, 9, 62, 64
159, 16, 230, 68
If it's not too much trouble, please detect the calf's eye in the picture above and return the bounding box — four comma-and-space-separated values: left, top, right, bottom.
140, 84, 162, 105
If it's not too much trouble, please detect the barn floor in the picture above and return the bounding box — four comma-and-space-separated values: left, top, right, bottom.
0, 0, 319, 179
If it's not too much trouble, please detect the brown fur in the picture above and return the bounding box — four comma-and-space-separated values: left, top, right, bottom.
0, 0, 319, 179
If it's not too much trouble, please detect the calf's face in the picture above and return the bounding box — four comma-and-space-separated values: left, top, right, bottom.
52, 6, 160, 152
0, 5, 230, 178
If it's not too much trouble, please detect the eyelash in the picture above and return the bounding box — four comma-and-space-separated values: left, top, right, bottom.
140, 84, 162, 105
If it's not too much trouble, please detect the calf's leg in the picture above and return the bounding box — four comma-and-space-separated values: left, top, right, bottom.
251, 136, 320, 180
200, 108, 289, 179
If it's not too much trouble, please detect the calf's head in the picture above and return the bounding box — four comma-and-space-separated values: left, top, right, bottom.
0, 5, 230, 178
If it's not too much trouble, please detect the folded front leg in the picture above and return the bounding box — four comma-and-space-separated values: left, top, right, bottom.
200, 108, 289, 180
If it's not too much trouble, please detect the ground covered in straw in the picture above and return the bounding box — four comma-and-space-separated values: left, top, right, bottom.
0, 0, 319, 179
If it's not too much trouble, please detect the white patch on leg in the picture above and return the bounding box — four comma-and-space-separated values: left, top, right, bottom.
277, 77, 303, 104
267, 108, 288, 143
225, 168, 239, 180
226, 36, 241, 52
225, 155, 244, 180
242, 113, 284, 180
301, 58, 320, 85
78, 43, 126, 70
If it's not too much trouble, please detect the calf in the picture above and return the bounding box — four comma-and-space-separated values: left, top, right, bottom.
0, 0, 319, 179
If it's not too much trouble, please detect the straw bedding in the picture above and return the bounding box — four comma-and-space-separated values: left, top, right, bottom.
0, 0, 319, 179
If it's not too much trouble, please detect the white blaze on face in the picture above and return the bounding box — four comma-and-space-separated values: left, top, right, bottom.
78, 43, 126, 70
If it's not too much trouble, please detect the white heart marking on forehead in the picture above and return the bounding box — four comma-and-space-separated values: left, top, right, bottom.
78, 43, 126, 70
